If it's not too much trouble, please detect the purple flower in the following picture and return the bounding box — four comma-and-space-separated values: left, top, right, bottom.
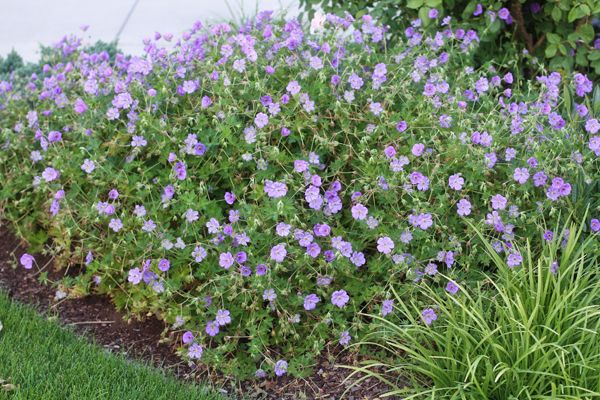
585, 119, 599, 134
81, 159, 95, 174
339, 330, 351, 346
377, 236, 394, 254
543, 230, 554, 241
182, 80, 197, 94
254, 112, 269, 129
128, 268, 142, 285
533, 171, 548, 187
331, 289, 349, 308
421, 308, 437, 326
74, 98, 88, 114
513, 167, 529, 184
182, 331, 194, 344
274, 359, 288, 376
276, 222, 291, 237
174, 162, 187, 180
131, 135, 147, 147
506, 252, 522, 268
411, 143, 425, 157
205, 320, 220, 337
396, 121, 408, 132
348, 73, 364, 90
188, 343, 203, 359
158, 258, 171, 272
112, 92, 133, 109
224, 191, 236, 205
201, 96, 212, 108
255, 264, 267, 276
446, 280, 459, 295
219, 252, 234, 269
448, 174, 464, 190
264, 180, 287, 198
589, 136, 600, 156
381, 299, 394, 316
491, 194, 507, 210
351, 204, 368, 220
48, 131, 62, 142
303, 294, 320, 310
109, 218, 123, 232
313, 223, 331, 237
384, 145, 396, 158
42, 167, 60, 182
270, 244, 287, 263
20, 253, 35, 269
215, 309, 231, 326
498, 7, 511, 21
350, 251, 366, 267
591, 218, 600, 233
286, 80, 301, 95
409, 213, 434, 230
409, 171, 430, 191
457, 199, 472, 216
263, 288, 277, 302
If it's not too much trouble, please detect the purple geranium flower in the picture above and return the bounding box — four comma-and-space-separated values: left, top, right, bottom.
274, 359, 288, 376
264, 180, 288, 198
205, 320, 220, 337
270, 244, 287, 263
331, 289, 349, 308
421, 308, 437, 326
377, 236, 394, 254
446, 280, 459, 295
20, 253, 35, 269
188, 343, 203, 359
303, 294, 320, 310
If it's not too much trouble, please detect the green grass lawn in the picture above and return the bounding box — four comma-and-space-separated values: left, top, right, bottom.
0, 292, 226, 400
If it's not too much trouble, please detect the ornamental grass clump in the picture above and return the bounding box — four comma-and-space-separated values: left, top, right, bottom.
0, 10, 599, 378
350, 222, 600, 398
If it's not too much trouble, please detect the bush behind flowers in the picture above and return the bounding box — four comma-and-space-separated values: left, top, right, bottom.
0, 11, 599, 378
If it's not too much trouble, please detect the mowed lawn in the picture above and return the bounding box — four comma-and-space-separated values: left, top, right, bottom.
0, 292, 226, 400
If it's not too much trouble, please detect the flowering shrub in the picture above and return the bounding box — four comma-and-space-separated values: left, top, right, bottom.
0, 11, 599, 378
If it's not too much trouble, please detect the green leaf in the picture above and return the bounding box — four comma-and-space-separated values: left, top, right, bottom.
588, 51, 600, 61
576, 24, 594, 43
576, 50, 588, 67
418, 7, 431, 25
424, 0, 441, 7
551, 7, 562, 22
547, 33, 561, 44
545, 44, 558, 58
406, 0, 424, 9
568, 5, 590, 22
558, 43, 567, 56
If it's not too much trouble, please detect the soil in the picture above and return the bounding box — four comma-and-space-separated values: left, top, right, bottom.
0, 222, 400, 400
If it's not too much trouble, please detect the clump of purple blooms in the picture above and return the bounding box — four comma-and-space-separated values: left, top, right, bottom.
2, 8, 599, 379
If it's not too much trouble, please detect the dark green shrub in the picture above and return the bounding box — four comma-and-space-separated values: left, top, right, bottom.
300, 0, 600, 75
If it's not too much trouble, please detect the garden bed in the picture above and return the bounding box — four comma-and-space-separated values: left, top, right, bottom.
0, 222, 393, 399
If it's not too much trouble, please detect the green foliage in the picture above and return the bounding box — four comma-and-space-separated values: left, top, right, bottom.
299, 0, 600, 76
351, 221, 600, 398
0, 292, 225, 400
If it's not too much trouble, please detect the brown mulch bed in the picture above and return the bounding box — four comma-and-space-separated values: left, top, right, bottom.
0, 222, 400, 399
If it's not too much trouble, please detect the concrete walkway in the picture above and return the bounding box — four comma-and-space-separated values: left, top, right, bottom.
0, 0, 299, 62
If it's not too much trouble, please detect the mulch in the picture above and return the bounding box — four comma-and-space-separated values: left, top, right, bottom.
0, 222, 399, 399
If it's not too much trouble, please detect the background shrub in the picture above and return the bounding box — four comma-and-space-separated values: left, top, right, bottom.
0, 12, 599, 378
352, 221, 600, 398
300, 0, 600, 76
